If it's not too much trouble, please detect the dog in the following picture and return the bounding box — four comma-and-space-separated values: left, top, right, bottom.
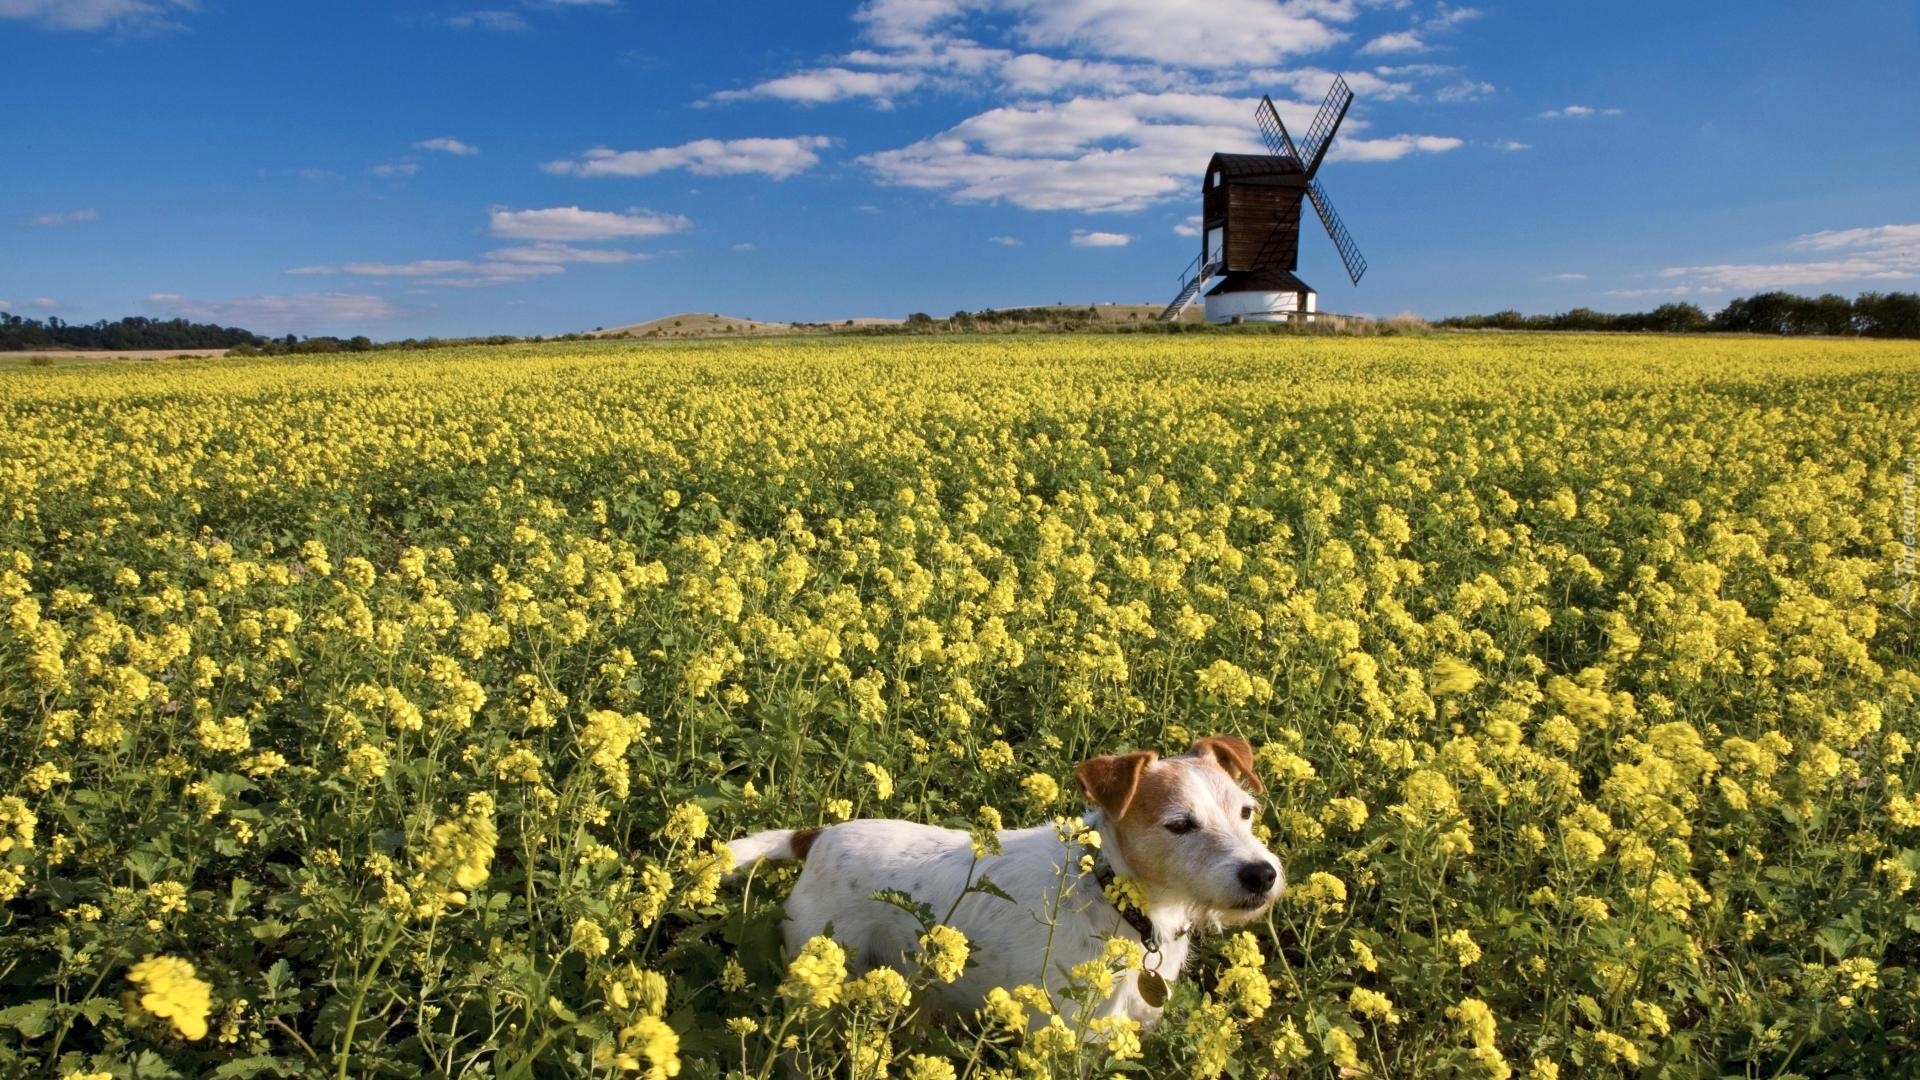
726, 735, 1284, 1027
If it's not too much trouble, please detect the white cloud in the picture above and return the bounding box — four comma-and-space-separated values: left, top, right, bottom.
1242, 66, 1413, 103
0, 0, 192, 31
1434, 79, 1493, 103
1539, 104, 1622, 119
1787, 223, 1920, 254
25, 297, 61, 310
694, 2, 1471, 219
544, 136, 834, 180
854, 0, 1349, 65
445, 10, 528, 30
29, 208, 99, 226
416, 136, 479, 156
863, 91, 1458, 213
1359, 31, 1426, 55
1002, 0, 1345, 67
998, 53, 1185, 96
146, 292, 403, 334
1494, 138, 1530, 151
1373, 63, 1457, 79
731, 242, 757, 252
1653, 223, 1920, 290
1071, 229, 1132, 247
710, 68, 923, 106
287, 258, 578, 285
1604, 285, 1717, 298
990, 235, 1024, 245
488, 206, 692, 241
1546, 272, 1586, 281
1332, 133, 1463, 161
486, 243, 648, 264
1426, 5, 1481, 30
372, 162, 419, 177
289, 260, 479, 278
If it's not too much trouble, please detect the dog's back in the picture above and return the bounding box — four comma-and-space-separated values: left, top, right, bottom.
733, 819, 1115, 1017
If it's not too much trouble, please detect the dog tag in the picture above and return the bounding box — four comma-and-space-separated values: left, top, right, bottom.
1137, 970, 1167, 1008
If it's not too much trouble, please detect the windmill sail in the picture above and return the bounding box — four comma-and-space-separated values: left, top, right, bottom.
1306, 177, 1366, 285
1254, 95, 1303, 167
1295, 74, 1353, 179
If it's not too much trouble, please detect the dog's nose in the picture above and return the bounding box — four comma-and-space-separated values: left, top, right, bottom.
1238, 861, 1278, 895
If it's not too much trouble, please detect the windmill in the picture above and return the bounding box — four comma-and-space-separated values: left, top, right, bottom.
1158, 75, 1368, 323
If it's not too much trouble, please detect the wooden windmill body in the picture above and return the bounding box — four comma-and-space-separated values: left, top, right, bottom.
1160, 76, 1369, 323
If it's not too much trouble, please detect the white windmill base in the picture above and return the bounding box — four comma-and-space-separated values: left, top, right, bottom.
1204, 287, 1317, 324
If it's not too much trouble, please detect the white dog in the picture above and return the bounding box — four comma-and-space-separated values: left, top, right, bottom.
726, 735, 1283, 1026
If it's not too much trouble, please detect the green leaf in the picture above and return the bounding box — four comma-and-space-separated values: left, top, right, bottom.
74, 998, 120, 1026
968, 875, 1017, 905
264, 958, 292, 998
870, 888, 937, 929
1815, 923, 1857, 960
125, 848, 168, 884
250, 919, 291, 941
214, 1055, 305, 1078
0, 1000, 54, 1038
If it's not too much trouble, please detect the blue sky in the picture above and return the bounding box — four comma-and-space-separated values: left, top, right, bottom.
4, 0, 1917, 337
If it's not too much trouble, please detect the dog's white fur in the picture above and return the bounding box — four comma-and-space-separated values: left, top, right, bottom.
727, 736, 1283, 1027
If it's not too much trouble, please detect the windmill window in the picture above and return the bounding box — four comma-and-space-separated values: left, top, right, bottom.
1209, 170, 1221, 188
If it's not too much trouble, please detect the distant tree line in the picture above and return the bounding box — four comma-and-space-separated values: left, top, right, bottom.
0, 313, 266, 351
1438, 291, 1920, 338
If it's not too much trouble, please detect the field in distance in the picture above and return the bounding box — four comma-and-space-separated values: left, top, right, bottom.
588, 311, 905, 338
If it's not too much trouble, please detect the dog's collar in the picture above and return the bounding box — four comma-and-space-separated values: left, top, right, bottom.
1090, 850, 1185, 953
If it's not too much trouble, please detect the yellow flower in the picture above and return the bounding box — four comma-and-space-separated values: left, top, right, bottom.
1019, 771, 1060, 807
1443, 928, 1482, 967
604, 1014, 680, 1079
1429, 656, 1481, 696
661, 802, 709, 845
902, 1055, 958, 1080
571, 918, 611, 958
919, 924, 970, 983
862, 761, 896, 801
1350, 986, 1400, 1024
845, 967, 912, 1016
779, 935, 847, 1009
128, 955, 213, 1040
980, 986, 1027, 1032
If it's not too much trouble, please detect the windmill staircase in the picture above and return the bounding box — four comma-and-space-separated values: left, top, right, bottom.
1158, 253, 1220, 321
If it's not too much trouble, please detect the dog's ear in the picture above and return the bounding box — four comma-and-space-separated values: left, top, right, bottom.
1189, 735, 1263, 793
1075, 750, 1158, 820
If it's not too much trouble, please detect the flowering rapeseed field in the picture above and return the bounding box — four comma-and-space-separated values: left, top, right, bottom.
2, 333, 1917, 1078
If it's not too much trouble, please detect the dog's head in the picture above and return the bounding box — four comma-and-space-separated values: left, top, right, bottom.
1074, 735, 1284, 922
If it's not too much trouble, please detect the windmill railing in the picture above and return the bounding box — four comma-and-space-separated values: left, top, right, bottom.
1176, 251, 1205, 283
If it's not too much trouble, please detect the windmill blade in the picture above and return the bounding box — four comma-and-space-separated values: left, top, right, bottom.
1296, 74, 1354, 179
1306, 177, 1367, 285
1254, 95, 1303, 167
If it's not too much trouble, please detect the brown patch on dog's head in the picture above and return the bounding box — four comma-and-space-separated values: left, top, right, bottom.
1075, 750, 1158, 820
1188, 735, 1263, 792
790, 827, 823, 861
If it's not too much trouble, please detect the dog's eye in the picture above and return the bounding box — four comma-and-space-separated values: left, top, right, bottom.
1240, 805, 1254, 820
1164, 816, 1197, 835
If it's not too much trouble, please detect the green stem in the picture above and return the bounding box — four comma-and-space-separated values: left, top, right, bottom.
335, 921, 407, 1080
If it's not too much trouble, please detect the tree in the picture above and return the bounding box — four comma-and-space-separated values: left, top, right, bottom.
1857, 292, 1920, 338
1645, 303, 1709, 334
